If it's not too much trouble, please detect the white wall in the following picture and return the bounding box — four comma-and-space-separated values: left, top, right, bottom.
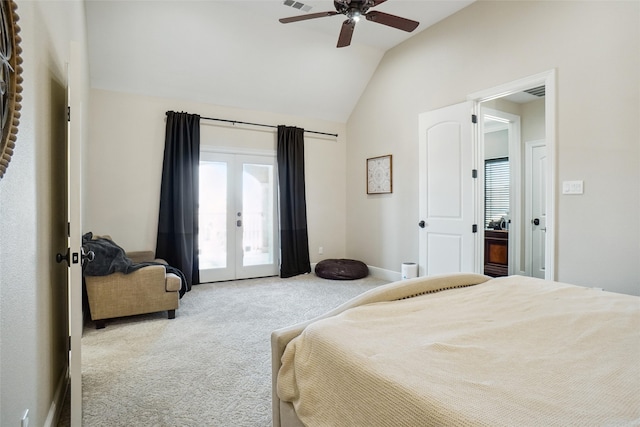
0, 1, 89, 426
346, 1, 639, 295
521, 98, 545, 144
484, 130, 508, 160
86, 89, 347, 264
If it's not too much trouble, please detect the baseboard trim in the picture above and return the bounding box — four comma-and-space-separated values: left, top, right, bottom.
44, 367, 69, 427
367, 265, 402, 282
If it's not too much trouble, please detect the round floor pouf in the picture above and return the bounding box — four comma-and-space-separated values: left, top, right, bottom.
315, 259, 369, 280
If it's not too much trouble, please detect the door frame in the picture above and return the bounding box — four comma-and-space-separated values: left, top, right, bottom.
68, 40, 83, 427
468, 69, 556, 280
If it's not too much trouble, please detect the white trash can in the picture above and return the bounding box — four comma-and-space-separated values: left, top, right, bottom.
401, 262, 418, 279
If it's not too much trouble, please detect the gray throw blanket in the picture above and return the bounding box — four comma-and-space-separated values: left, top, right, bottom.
82, 232, 187, 298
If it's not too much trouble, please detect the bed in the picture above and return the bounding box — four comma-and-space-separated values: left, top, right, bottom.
271, 273, 640, 426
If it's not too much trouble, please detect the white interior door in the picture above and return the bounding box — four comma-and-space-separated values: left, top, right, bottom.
526, 141, 547, 278
418, 102, 477, 276
199, 152, 278, 282
67, 41, 83, 427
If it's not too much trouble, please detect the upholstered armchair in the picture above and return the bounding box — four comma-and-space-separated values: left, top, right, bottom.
84, 243, 181, 329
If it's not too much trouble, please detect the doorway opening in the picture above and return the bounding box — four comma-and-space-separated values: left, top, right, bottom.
481, 109, 520, 277
471, 70, 556, 280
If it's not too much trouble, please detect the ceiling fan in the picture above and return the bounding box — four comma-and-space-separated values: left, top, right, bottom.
279, 0, 420, 48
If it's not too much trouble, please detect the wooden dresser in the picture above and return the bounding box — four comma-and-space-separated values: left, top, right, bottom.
484, 230, 509, 277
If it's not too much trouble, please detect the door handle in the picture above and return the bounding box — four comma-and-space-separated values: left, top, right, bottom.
532, 218, 540, 226
418, 220, 426, 228
58, 247, 95, 266
81, 246, 95, 265
237, 220, 242, 227
56, 248, 70, 266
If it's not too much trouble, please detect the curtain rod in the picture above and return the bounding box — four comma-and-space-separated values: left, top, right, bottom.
166, 112, 338, 138
201, 116, 339, 138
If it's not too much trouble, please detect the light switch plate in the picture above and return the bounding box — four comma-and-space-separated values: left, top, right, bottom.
562, 180, 584, 195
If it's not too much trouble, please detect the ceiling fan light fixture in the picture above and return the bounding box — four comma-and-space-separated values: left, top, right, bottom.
279, 0, 420, 48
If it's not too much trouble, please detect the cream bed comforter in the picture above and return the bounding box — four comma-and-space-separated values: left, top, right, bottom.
277, 276, 640, 426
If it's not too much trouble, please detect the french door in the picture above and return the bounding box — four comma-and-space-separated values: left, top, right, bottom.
199, 152, 279, 282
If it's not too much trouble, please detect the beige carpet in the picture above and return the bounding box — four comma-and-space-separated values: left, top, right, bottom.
77, 273, 388, 426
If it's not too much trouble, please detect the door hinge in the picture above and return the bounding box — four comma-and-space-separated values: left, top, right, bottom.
472, 169, 478, 178
68, 335, 71, 350
472, 224, 478, 233
67, 106, 71, 122
67, 222, 71, 237
471, 114, 477, 124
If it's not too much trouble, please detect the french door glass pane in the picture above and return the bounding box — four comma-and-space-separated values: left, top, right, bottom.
242, 163, 274, 267
199, 161, 227, 269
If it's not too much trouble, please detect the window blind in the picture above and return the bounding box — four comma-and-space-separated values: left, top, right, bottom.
485, 157, 509, 229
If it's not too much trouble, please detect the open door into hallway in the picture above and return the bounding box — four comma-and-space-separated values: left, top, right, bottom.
418, 70, 556, 280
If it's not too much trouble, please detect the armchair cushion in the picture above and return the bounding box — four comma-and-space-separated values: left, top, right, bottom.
165, 273, 182, 292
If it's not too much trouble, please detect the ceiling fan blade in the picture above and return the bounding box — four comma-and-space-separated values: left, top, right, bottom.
337, 19, 355, 48
279, 11, 339, 24
365, 10, 419, 32
372, 0, 388, 6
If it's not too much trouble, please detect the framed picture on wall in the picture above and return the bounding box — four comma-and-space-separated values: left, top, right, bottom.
367, 155, 392, 194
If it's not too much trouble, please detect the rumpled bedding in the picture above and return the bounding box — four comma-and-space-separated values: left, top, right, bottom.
278, 275, 640, 426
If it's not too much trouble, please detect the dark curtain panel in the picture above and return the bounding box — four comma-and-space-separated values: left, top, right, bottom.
277, 126, 311, 278
156, 111, 200, 292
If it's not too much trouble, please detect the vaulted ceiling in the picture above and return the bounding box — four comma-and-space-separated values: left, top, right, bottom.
85, 1, 474, 123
